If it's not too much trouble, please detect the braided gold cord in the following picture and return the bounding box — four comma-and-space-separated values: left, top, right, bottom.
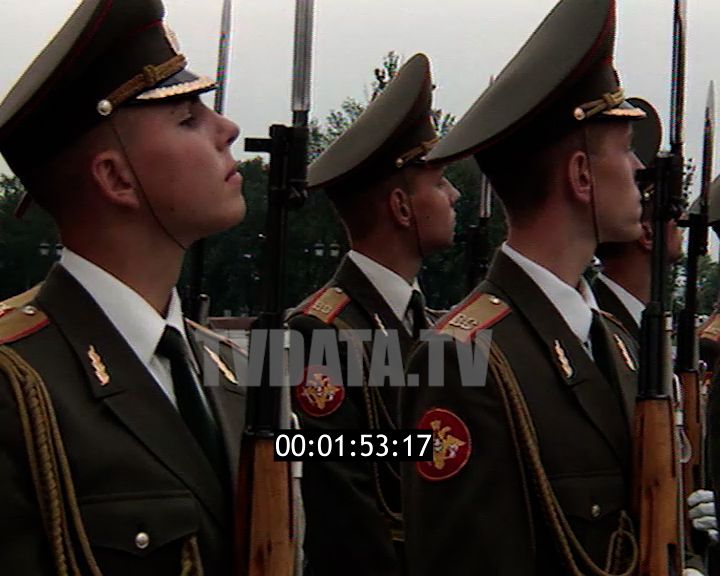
0, 346, 205, 576
104, 54, 187, 109
179, 535, 204, 576
488, 343, 638, 576
574, 89, 626, 121
333, 319, 402, 524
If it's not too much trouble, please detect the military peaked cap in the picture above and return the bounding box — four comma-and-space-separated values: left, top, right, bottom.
426, 0, 644, 165
626, 97, 661, 169
0, 0, 215, 199
308, 53, 437, 191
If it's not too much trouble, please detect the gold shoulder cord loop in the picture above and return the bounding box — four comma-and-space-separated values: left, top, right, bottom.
101, 54, 187, 111
332, 317, 403, 526
488, 342, 638, 576
0, 346, 205, 576
394, 136, 441, 168
573, 89, 626, 121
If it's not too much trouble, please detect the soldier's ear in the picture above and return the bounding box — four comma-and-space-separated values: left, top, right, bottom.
638, 221, 653, 251
567, 149, 593, 205
90, 148, 141, 210
389, 187, 413, 227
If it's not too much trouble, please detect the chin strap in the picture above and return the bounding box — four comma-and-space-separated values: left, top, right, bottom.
108, 116, 188, 252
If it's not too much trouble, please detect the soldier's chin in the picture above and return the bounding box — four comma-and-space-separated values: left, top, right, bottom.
602, 223, 643, 244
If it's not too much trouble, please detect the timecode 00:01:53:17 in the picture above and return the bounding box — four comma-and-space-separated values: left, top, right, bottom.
273, 429, 433, 462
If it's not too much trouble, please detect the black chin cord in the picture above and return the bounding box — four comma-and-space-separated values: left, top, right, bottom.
400, 169, 425, 262
108, 117, 188, 251
581, 125, 601, 246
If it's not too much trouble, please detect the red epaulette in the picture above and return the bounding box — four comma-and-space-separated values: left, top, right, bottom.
301, 286, 351, 325
434, 292, 510, 344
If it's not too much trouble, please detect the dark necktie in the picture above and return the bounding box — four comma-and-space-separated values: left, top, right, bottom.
408, 290, 429, 339
156, 326, 228, 483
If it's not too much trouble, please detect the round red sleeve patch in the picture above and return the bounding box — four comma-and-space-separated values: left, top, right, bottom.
415, 408, 472, 481
295, 364, 345, 417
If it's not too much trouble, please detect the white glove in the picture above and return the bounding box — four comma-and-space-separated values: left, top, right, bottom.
688, 489, 719, 543
683, 569, 704, 576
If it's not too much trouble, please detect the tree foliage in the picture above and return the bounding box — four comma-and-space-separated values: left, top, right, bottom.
0, 176, 59, 300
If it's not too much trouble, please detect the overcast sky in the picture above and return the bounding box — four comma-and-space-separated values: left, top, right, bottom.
1, 0, 718, 203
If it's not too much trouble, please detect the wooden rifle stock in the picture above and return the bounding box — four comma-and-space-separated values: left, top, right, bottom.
634, 397, 682, 576
235, 2, 314, 574
235, 439, 294, 576
680, 370, 704, 526
677, 82, 714, 546
634, 152, 684, 575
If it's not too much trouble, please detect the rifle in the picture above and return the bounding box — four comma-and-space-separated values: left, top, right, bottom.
677, 82, 714, 546
187, 0, 234, 323
463, 76, 495, 294
633, 1, 687, 574
464, 165, 493, 294
235, 1, 314, 574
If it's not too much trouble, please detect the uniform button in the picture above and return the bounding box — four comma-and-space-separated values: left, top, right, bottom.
590, 504, 601, 519
22, 305, 37, 316
488, 296, 501, 305
135, 531, 150, 550
334, 287, 343, 294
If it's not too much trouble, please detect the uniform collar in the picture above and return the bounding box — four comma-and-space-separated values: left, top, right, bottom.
501, 242, 598, 344
596, 273, 644, 329
59, 248, 189, 367
347, 250, 420, 322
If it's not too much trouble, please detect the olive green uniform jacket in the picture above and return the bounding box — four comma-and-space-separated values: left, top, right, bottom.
0, 265, 245, 575
401, 251, 639, 575
288, 256, 439, 576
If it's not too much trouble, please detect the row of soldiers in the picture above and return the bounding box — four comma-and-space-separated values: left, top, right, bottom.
0, 0, 718, 575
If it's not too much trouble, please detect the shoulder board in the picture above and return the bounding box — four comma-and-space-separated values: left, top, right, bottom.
0, 304, 49, 345
699, 313, 720, 342
435, 292, 510, 344
301, 286, 351, 325
598, 309, 632, 336
0, 283, 42, 319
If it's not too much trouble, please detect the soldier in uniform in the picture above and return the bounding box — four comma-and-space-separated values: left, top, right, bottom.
288, 53, 459, 576
401, 0, 652, 574
0, 0, 247, 573
592, 98, 683, 339
593, 98, 715, 572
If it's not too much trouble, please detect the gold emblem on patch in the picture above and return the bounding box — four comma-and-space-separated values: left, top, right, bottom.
613, 334, 637, 372
203, 345, 238, 384
416, 408, 471, 481
429, 419, 467, 471
553, 340, 574, 379
295, 365, 345, 417
87, 345, 110, 386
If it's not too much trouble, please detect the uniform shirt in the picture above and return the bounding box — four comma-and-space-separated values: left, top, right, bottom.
60, 248, 198, 408
348, 249, 422, 334
502, 243, 599, 354
595, 273, 644, 329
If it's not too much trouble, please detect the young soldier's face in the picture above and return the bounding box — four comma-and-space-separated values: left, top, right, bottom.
121, 96, 245, 245
590, 122, 644, 243
410, 165, 460, 253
